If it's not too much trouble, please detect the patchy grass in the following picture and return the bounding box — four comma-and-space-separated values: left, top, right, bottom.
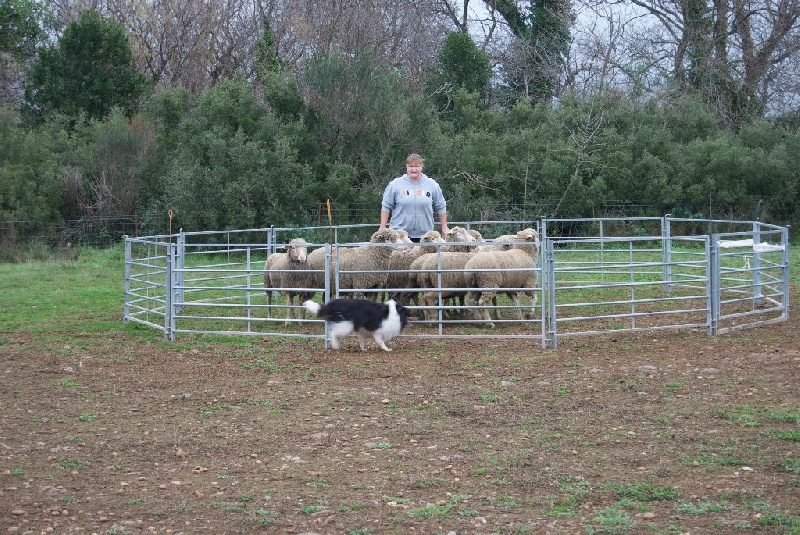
1, 247, 799, 533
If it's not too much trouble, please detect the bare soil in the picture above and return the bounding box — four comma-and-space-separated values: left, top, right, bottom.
2, 300, 799, 534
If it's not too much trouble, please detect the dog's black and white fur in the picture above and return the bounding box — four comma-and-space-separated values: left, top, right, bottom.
303, 298, 412, 352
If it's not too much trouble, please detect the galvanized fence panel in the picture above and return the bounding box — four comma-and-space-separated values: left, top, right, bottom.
713, 226, 789, 334
542, 235, 712, 349
124, 236, 173, 338
124, 218, 790, 348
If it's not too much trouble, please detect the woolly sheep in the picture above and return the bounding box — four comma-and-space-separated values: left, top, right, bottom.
383, 229, 446, 305
308, 229, 406, 300
263, 238, 310, 326
334, 228, 408, 300
407, 226, 475, 288
464, 228, 540, 328
414, 226, 479, 320
474, 234, 516, 253
307, 228, 412, 298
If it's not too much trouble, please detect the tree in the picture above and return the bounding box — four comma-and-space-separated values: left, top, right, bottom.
159, 76, 318, 231
490, 0, 574, 106
24, 10, 149, 123
0, 0, 56, 108
429, 31, 492, 111
299, 50, 440, 192
253, 18, 304, 120
618, 0, 800, 124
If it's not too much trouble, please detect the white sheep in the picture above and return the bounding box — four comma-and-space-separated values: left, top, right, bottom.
263, 238, 310, 326
464, 228, 540, 328
307, 228, 412, 299
474, 234, 516, 253
413, 226, 478, 320
383, 229, 446, 305
335, 228, 408, 300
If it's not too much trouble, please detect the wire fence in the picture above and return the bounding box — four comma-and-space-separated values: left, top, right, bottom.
0, 216, 140, 249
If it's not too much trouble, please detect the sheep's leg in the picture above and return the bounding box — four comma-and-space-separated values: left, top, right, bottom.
266, 290, 273, 318
298, 292, 315, 320
372, 334, 392, 352
422, 292, 439, 320
283, 292, 294, 327
465, 292, 481, 322
525, 290, 538, 319
477, 291, 497, 328
506, 292, 523, 320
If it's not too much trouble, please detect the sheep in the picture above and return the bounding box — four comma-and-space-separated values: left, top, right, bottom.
308, 229, 412, 300
263, 238, 310, 326
407, 226, 475, 287
383, 229, 446, 305
413, 226, 479, 320
464, 228, 540, 328
474, 234, 516, 253
467, 228, 484, 244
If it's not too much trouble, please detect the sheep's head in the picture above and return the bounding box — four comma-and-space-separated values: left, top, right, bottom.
286, 238, 309, 262
419, 230, 445, 252
393, 228, 414, 248
370, 229, 406, 245
419, 230, 443, 243
492, 234, 517, 250
468, 229, 484, 242
444, 226, 475, 252
395, 229, 414, 244
512, 228, 540, 256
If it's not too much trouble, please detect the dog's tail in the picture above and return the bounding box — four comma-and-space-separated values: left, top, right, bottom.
303, 299, 321, 316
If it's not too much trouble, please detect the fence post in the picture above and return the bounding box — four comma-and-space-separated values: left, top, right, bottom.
176, 230, 185, 314
267, 226, 276, 256
781, 226, 790, 322
165, 242, 175, 342
752, 221, 764, 304
123, 236, 131, 324
662, 215, 672, 292
708, 235, 719, 336
246, 245, 252, 333
323, 243, 332, 349
544, 238, 557, 349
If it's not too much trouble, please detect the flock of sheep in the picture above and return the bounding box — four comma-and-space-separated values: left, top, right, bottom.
263, 226, 541, 328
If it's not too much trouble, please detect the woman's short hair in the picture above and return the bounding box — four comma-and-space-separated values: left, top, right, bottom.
405, 153, 424, 167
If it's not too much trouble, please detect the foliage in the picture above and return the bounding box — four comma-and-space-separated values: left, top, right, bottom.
23, 10, 150, 123
3, 66, 799, 248
429, 32, 492, 112
492, 0, 573, 106
299, 50, 442, 194
157, 77, 317, 232
0, 106, 65, 246
0, 0, 54, 59
0, 0, 57, 109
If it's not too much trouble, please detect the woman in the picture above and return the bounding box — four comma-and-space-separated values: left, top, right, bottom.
379, 153, 448, 242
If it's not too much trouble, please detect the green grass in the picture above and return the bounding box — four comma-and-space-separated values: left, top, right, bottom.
0, 245, 125, 334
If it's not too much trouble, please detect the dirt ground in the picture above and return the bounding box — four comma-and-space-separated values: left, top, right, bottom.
2, 301, 799, 534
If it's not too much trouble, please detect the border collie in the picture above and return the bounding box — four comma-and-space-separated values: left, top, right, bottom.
303, 298, 412, 352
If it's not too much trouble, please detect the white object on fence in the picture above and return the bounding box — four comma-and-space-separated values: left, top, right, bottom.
718, 239, 754, 248
752, 242, 784, 252
717, 239, 784, 252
